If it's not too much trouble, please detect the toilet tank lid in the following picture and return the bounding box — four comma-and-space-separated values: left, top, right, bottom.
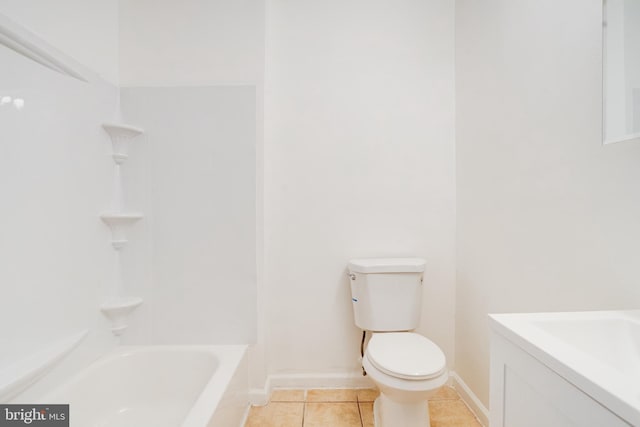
348, 258, 425, 273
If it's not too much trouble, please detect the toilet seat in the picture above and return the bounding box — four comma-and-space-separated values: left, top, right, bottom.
366, 332, 446, 380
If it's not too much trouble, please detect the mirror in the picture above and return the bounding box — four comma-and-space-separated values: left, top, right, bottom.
603, 0, 640, 144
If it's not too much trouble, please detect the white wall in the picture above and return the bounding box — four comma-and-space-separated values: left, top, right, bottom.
119, 0, 263, 86
120, 86, 257, 344
0, 0, 119, 84
263, 0, 456, 381
117, 1, 264, 348
456, 0, 640, 408
0, 18, 120, 400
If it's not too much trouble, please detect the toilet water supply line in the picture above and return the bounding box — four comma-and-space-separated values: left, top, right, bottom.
350, 271, 368, 376
361, 330, 367, 376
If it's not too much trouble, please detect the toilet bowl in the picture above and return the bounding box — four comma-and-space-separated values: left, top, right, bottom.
363, 332, 448, 426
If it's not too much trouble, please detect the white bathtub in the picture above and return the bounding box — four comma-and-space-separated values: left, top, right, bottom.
43, 345, 248, 427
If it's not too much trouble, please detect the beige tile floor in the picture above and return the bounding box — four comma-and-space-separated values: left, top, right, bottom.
244, 386, 483, 427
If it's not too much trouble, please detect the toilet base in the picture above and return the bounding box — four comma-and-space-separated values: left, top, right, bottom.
374, 392, 430, 427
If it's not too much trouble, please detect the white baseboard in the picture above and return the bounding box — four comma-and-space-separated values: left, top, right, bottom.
238, 404, 252, 427
450, 371, 489, 427
249, 371, 374, 405
269, 371, 375, 389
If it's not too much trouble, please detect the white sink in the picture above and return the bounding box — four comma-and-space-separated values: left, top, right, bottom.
532, 315, 640, 378
490, 310, 640, 426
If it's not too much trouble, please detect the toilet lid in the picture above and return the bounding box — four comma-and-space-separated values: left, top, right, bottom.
366, 333, 446, 380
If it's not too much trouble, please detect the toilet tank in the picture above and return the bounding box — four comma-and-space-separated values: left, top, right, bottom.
348, 258, 425, 332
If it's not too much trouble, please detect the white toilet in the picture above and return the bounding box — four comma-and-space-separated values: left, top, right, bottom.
348, 258, 448, 427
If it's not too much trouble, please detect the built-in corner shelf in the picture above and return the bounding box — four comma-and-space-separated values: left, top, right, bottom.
100, 297, 143, 336
102, 123, 144, 165
100, 213, 143, 250
99, 121, 144, 336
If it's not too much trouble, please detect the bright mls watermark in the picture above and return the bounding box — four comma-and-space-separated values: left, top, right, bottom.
0, 405, 68, 426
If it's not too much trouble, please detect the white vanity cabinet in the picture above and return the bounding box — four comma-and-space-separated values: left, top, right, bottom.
489, 331, 630, 427
489, 311, 640, 427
